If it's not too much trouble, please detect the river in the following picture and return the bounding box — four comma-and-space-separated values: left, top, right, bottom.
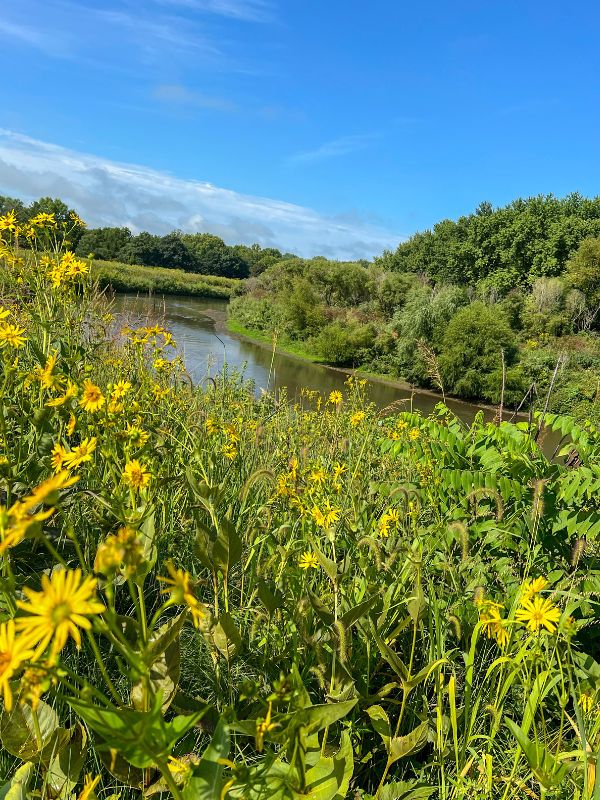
111, 293, 510, 424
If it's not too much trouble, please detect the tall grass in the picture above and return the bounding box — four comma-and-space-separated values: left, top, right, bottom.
92, 258, 240, 298
1, 213, 600, 799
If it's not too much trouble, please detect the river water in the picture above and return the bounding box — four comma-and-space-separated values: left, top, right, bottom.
111, 293, 507, 424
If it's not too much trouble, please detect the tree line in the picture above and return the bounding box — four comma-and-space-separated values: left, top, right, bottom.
0, 194, 288, 279
230, 193, 600, 420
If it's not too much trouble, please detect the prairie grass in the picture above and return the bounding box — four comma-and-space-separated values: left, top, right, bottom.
1, 211, 600, 799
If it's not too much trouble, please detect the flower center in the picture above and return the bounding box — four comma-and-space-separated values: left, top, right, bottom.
0, 650, 12, 675
51, 601, 72, 624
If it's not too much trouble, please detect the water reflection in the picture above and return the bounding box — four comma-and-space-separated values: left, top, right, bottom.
111, 293, 502, 424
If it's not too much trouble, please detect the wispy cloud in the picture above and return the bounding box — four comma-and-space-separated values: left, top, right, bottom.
152, 0, 274, 22
0, 18, 69, 57
289, 133, 380, 165
153, 84, 239, 112
0, 130, 401, 259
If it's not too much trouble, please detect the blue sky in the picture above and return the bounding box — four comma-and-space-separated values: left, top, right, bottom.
1, 0, 599, 257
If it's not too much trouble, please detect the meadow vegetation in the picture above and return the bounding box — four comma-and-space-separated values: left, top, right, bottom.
92, 260, 238, 299
1, 209, 600, 799
230, 194, 600, 422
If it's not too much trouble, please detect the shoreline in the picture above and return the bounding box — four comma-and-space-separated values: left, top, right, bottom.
224, 318, 517, 418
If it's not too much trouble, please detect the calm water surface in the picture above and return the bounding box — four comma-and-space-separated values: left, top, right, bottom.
111, 293, 506, 424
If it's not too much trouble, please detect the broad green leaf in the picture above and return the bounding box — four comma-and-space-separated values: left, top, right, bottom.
0, 763, 34, 800
0, 697, 58, 760
212, 518, 243, 576
303, 731, 353, 800
340, 594, 380, 628
366, 705, 391, 753
131, 614, 185, 712
69, 693, 206, 769
46, 723, 88, 797
212, 612, 242, 660
183, 719, 230, 800
389, 722, 428, 765
378, 780, 436, 800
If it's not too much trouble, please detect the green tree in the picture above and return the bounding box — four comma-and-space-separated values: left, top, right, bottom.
76, 227, 132, 261
439, 302, 519, 401
565, 237, 600, 304
27, 196, 85, 247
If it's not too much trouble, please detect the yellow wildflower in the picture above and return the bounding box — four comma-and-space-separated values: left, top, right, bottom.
0, 323, 26, 348
63, 437, 97, 470
77, 775, 100, 800
79, 380, 105, 413
520, 576, 548, 603
409, 428, 420, 441
51, 443, 69, 473
516, 596, 561, 634
46, 380, 78, 407
16, 568, 105, 658
299, 551, 319, 570
158, 561, 206, 628
309, 468, 326, 484
122, 460, 151, 490
111, 380, 131, 400
0, 621, 35, 711
255, 701, 279, 752
350, 410, 366, 426
328, 390, 343, 405
94, 527, 143, 579
579, 693, 595, 714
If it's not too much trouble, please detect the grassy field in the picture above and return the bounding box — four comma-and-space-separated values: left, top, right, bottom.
2, 216, 600, 799
92, 258, 240, 298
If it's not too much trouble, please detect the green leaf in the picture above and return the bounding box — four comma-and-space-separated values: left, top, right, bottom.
131, 615, 183, 712
97, 749, 148, 789
366, 705, 391, 753
46, 723, 88, 797
315, 547, 338, 583
0, 697, 58, 760
257, 579, 283, 615
505, 719, 570, 791
308, 591, 334, 626
0, 763, 34, 800
340, 594, 380, 628
212, 612, 242, 660
183, 719, 230, 800
377, 779, 436, 800
389, 722, 428, 765
69, 693, 206, 769
303, 731, 354, 800
212, 518, 243, 577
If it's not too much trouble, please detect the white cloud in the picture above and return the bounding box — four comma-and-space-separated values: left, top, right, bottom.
0, 130, 401, 259
153, 84, 238, 112
152, 0, 273, 22
289, 133, 380, 165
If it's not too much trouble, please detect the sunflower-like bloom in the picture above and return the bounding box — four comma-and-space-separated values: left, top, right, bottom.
515, 596, 561, 634
478, 599, 510, 647
298, 551, 319, 570
328, 390, 342, 405
520, 576, 548, 603
158, 562, 206, 628
121, 460, 151, 490
51, 443, 69, 473
46, 380, 78, 407
94, 527, 143, 579
0, 620, 36, 711
16, 568, 105, 658
0, 471, 78, 554
79, 380, 105, 413
0, 323, 26, 348
63, 437, 97, 470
